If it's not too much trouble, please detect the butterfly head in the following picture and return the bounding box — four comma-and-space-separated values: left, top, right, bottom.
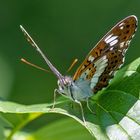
58, 76, 72, 88
57, 76, 75, 98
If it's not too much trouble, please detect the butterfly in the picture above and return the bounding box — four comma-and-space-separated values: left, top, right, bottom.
20, 15, 138, 123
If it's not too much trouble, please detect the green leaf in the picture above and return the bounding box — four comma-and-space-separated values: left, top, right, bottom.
0, 58, 140, 140
31, 118, 94, 140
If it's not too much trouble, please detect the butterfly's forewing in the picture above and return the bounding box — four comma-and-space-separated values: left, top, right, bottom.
73, 15, 138, 93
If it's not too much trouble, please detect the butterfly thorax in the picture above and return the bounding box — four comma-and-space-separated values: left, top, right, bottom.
57, 76, 93, 101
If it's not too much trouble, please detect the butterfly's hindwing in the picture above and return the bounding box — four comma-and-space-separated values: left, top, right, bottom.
92, 50, 124, 92
73, 15, 138, 93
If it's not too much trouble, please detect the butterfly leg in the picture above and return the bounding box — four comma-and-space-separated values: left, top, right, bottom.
86, 99, 96, 115
51, 89, 58, 109
75, 100, 86, 126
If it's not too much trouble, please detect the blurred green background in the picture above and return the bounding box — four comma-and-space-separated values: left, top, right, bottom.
0, 0, 140, 137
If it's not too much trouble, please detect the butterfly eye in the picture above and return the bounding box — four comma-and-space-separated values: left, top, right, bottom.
64, 76, 73, 86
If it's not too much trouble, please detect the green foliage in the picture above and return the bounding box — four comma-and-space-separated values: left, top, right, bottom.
0, 1, 139, 139
0, 58, 140, 140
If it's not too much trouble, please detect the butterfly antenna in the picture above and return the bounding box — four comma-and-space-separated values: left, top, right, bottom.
20, 25, 63, 80
21, 58, 51, 73
67, 58, 78, 72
